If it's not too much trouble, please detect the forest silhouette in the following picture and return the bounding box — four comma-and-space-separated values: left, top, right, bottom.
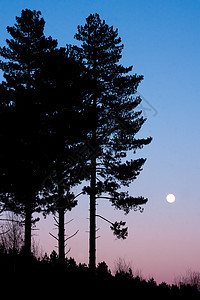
0, 9, 199, 296
0, 248, 199, 297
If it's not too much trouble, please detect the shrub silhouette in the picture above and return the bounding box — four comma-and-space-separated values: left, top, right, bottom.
0, 249, 199, 298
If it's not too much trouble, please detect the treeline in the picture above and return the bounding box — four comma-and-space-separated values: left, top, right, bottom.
0, 9, 152, 270
0, 249, 199, 297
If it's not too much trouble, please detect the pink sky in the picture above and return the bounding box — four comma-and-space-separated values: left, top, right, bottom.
36, 185, 200, 284
1, 0, 200, 284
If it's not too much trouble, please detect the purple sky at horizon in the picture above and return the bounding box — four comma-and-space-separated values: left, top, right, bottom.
1, 0, 200, 284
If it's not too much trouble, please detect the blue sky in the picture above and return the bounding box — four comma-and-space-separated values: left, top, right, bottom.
0, 0, 200, 283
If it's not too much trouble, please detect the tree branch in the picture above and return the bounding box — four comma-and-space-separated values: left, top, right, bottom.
0, 218, 23, 224
95, 214, 128, 239
95, 196, 114, 200
0, 229, 10, 236
53, 216, 59, 225
95, 214, 113, 225
65, 247, 71, 256
64, 230, 79, 242
73, 192, 84, 200
65, 219, 73, 225
49, 232, 59, 241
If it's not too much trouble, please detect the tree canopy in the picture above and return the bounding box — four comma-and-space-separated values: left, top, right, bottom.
0, 10, 152, 264
74, 13, 152, 270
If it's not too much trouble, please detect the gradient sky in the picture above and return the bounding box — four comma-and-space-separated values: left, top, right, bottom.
0, 0, 200, 284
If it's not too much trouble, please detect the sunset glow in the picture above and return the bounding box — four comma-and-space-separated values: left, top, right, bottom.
0, 0, 199, 287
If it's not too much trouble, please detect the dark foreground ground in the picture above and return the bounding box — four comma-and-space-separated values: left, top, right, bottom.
0, 251, 199, 298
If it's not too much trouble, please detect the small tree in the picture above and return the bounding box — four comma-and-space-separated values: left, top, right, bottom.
175, 269, 200, 291
74, 13, 152, 271
0, 213, 24, 254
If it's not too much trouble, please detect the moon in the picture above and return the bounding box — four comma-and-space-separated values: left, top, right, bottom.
166, 193, 176, 203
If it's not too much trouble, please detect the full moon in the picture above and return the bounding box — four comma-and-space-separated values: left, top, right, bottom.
166, 193, 176, 203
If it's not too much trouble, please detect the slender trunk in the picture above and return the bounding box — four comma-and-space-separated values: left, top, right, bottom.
89, 55, 98, 273
24, 33, 32, 256
58, 206, 65, 264
89, 156, 96, 273
24, 200, 32, 255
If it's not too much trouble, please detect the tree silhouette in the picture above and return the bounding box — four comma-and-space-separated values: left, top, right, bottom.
0, 213, 24, 254
0, 9, 57, 255
36, 46, 93, 263
74, 13, 152, 271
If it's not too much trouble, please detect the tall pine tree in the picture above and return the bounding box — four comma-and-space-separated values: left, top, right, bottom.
74, 13, 152, 271
36, 47, 92, 263
0, 9, 58, 255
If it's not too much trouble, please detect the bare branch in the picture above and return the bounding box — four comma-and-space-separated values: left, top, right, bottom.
0, 229, 10, 236
95, 214, 113, 225
0, 218, 23, 224
49, 232, 59, 241
64, 230, 79, 242
53, 216, 59, 225
73, 192, 84, 200
65, 247, 71, 256
65, 219, 73, 225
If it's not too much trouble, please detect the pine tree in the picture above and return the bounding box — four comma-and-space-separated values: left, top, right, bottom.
0, 10, 91, 258
74, 13, 152, 271
34, 46, 93, 263
0, 9, 58, 255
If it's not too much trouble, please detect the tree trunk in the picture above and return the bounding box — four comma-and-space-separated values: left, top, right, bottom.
89, 156, 96, 273
89, 56, 97, 273
24, 200, 32, 255
58, 206, 65, 264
